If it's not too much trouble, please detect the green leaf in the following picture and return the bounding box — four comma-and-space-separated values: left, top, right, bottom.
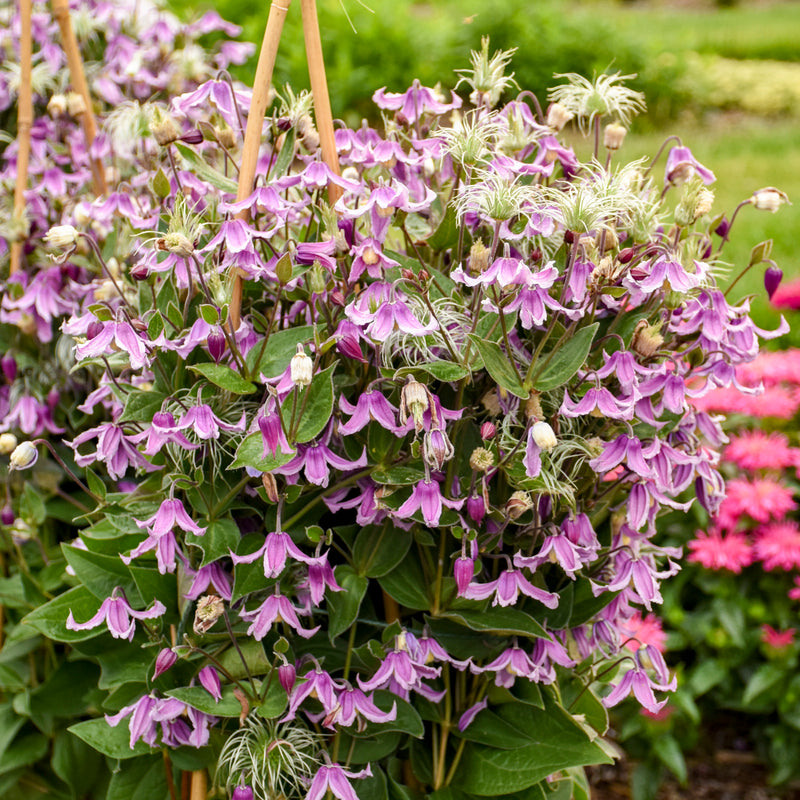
742, 662, 785, 706
327, 565, 368, 640
455, 708, 527, 749
379, 550, 429, 611
106, 754, 168, 800
188, 363, 256, 395
229, 432, 296, 472
165, 685, 246, 718
395, 361, 470, 382
532, 323, 599, 393
353, 525, 413, 578
23, 586, 107, 643
0, 732, 48, 777
653, 734, 687, 784
749, 238, 773, 266
52, 729, 104, 796
273, 127, 296, 178
152, 168, 171, 199
68, 718, 155, 759
174, 142, 238, 194
62, 544, 139, 602
257, 678, 288, 719
688, 658, 727, 697
454, 697, 612, 795
468, 334, 527, 399
438, 607, 549, 640
0, 704, 24, 764
184, 519, 240, 566
290, 362, 337, 444
245, 325, 315, 379
358, 765, 389, 800
372, 466, 425, 486
428, 203, 459, 251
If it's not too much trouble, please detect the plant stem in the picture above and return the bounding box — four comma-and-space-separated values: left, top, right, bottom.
300, 0, 341, 206
10, 0, 33, 275
52, 0, 107, 196
231, 0, 293, 331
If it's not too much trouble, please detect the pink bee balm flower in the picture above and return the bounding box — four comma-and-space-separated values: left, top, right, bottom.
620, 612, 667, 654
761, 624, 795, 650
770, 278, 800, 310
723, 431, 798, 471
66, 587, 166, 641
753, 520, 800, 571
687, 528, 753, 573
717, 477, 797, 530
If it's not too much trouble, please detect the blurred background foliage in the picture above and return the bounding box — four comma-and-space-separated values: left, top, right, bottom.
172, 0, 800, 338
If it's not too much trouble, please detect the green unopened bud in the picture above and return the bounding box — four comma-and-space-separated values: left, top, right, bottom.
675, 177, 714, 226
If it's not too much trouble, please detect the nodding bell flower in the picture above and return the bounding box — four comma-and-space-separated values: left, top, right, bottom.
399, 378, 433, 433
506, 491, 533, 520
9, 441, 38, 470
423, 428, 454, 471
194, 595, 225, 635
153, 648, 178, 680
530, 421, 557, 451
764, 265, 783, 300
603, 122, 627, 151
231, 785, 254, 800
290, 345, 313, 387
44, 224, 79, 249
751, 187, 790, 213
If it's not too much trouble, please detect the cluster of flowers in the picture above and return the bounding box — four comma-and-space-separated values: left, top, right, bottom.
689, 349, 800, 610
0, 5, 789, 798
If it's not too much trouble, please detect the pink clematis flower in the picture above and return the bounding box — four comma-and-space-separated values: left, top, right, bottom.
66, 587, 165, 641
394, 479, 463, 527
305, 763, 372, 800
372, 79, 461, 124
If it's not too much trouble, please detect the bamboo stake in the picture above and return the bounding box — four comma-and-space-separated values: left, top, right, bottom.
51, 0, 106, 197
230, 0, 293, 331
189, 770, 206, 800
9, 0, 33, 275
300, 0, 341, 206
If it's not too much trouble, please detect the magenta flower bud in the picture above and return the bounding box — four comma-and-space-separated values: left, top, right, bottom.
232, 785, 254, 800
207, 327, 227, 363
330, 290, 346, 307
454, 556, 474, 595
480, 422, 496, 441
1, 505, 14, 526
278, 662, 296, 694
466, 493, 486, 524
180, 129, 204, 145
86, 320, 104, 340
130, 262, 150, 281
1, 354, 17, 382
765, 266, 783, 300
153, 647, 177, 679
61, 262, 80, 281
198, 665, 222, 702
47, 389, 60, 411
714, 215, 730, 238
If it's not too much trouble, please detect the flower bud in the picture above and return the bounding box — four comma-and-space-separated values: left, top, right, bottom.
423, 428, 454, 471
9, 441, 38, 470
454, 556, 475, 595
466, 493, 486, 524
232, 785, 254, 800
261, 472, 279, 503
153, 647, 177, 679
765, 266, 783, 300
400, 378, 431, 433
506, 491, 533, 520
603, 122, 627, 151
752, 187, 790, 213
480, 421, 496, 441
193, 595, 224, 635
207, 327, 227, 363
44, 225, 79, 249
290, 345, 313, 387
130, 262, 150, 281
47, 93, 68, 116
531, 421, 557, 452
66, 91, 86, 117
468, 239, 490, 275
1, 354, 16, 382
0, 433, 18, 455
278, 662, 296, 694
149, 106, 182, 146
469, 447, 494, 472
546, 102, 573, 131
631, 319, 664, 359
158, 232, 195, 258
1, 505, 14, 526
198, 665, 222, 702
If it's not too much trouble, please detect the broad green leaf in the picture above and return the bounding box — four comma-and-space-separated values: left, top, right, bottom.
468, 334, 527, 399
62, 544, 139, 603
454, 697, 612, 795
29, 660, 102, 718
289, 362, 337, 444
353, 525, 412, 578
174, 142, 238, 194
0, 732, 48, 777
327, 565, 368, 640
188, 363, 256, 395
742, 662, 785, 706
379, 550, 429, 611
372, 466, 425, 486
106, 754, 168, 800
687, 658, 727, 697
337, 731, 402, 764
52, 729, 104, 796
428, 203, 459, 251
165, 685, 246, 718
366, 691, 424, 737
0, 704, 24, 764
23, 586, 107, 643
653, 735, 687, 784
245, 325, 315, 378
395, 361, 470, 382
532, 322, 599, 393
185, 518, 240, 566
68, 718, 155, 760
229, 432, 296, 472
273, 127, 297, 178
438, 607, 549, 640
358, 765, 389, 800
454, 708, 526, 749
216, 639, 272, 681
257, 678, 288, 719
127, 564, 177, 610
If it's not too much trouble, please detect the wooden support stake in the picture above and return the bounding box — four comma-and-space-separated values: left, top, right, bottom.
9, 0, 33, 275
230, 0, 293, 332
189, 770, 206, 800
300, 0, 342, 206
51, 0, 107, 197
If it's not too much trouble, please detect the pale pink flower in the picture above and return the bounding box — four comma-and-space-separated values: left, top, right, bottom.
621, 612, 667, 654
687, 528, 753, 573
754, 520, 800, 571
761, 624, 795, 650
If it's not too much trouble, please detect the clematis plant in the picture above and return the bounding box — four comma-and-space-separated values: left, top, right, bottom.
0, 5, 790, 800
